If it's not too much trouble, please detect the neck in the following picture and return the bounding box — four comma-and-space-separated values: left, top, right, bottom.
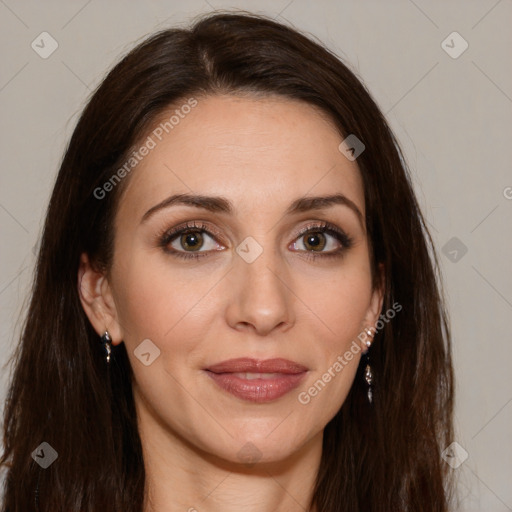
136, 394, 322, 512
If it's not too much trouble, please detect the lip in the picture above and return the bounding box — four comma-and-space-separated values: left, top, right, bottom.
204, 358, 309, 403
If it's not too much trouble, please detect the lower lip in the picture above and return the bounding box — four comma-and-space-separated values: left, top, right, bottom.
205, 371, 307, 403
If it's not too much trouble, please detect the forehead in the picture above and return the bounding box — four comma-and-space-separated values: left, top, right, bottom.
116, 94, 365, 222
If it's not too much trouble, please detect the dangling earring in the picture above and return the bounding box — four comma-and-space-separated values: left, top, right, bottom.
364, 328, 373, 403
100, 331, 112, 364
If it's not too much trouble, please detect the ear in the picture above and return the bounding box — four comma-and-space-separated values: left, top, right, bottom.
78, 252, 123, 345
361, 262, 385, 340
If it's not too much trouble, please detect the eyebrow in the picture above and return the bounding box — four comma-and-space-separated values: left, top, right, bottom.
141, 192, 364, 228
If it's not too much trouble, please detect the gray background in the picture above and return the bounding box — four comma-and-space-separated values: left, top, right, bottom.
1, 0, 511, 510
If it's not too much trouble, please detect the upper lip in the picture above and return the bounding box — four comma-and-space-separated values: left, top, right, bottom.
205, 358, 308, 374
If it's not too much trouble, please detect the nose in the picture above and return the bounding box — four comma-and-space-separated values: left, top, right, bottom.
225, 243, 295, 336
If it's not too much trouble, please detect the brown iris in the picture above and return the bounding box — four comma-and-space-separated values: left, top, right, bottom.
303, 232, 326, 251
180, 231, 203, 251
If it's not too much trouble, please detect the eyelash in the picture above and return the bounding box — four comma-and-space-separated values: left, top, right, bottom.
157, 221, 354, 261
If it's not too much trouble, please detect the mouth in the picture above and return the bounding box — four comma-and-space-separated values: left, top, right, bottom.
204, 358, 308, 403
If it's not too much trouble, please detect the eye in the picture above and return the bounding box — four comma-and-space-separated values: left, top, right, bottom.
290, 222, 353, 260
158, 220, 353, 261
159, 222, 225, 260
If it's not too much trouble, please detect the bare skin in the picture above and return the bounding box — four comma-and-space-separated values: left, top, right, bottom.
79, 94, 383, 512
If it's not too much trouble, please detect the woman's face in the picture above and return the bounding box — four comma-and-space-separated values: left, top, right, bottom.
84, 94, 383, 465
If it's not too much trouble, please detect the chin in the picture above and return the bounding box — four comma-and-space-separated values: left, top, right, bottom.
198, 423, 315, 468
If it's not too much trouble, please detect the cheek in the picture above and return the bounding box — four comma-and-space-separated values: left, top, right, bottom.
290, 262, 372, 418
111, 252, 220, 349
294, 262, 374, 345
297, 353, 361, 433
112, 247, 374, 350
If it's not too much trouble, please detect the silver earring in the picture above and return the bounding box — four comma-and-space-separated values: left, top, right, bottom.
364, 328, 373, 404
100, 331, 112, 364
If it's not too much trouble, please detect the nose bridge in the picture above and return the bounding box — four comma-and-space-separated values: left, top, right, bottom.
227, 234, 293, 335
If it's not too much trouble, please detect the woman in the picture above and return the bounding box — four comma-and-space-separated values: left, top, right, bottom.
0, 11, 455, 512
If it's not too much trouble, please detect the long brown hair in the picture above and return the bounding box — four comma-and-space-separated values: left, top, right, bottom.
1, 11, 455, 511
